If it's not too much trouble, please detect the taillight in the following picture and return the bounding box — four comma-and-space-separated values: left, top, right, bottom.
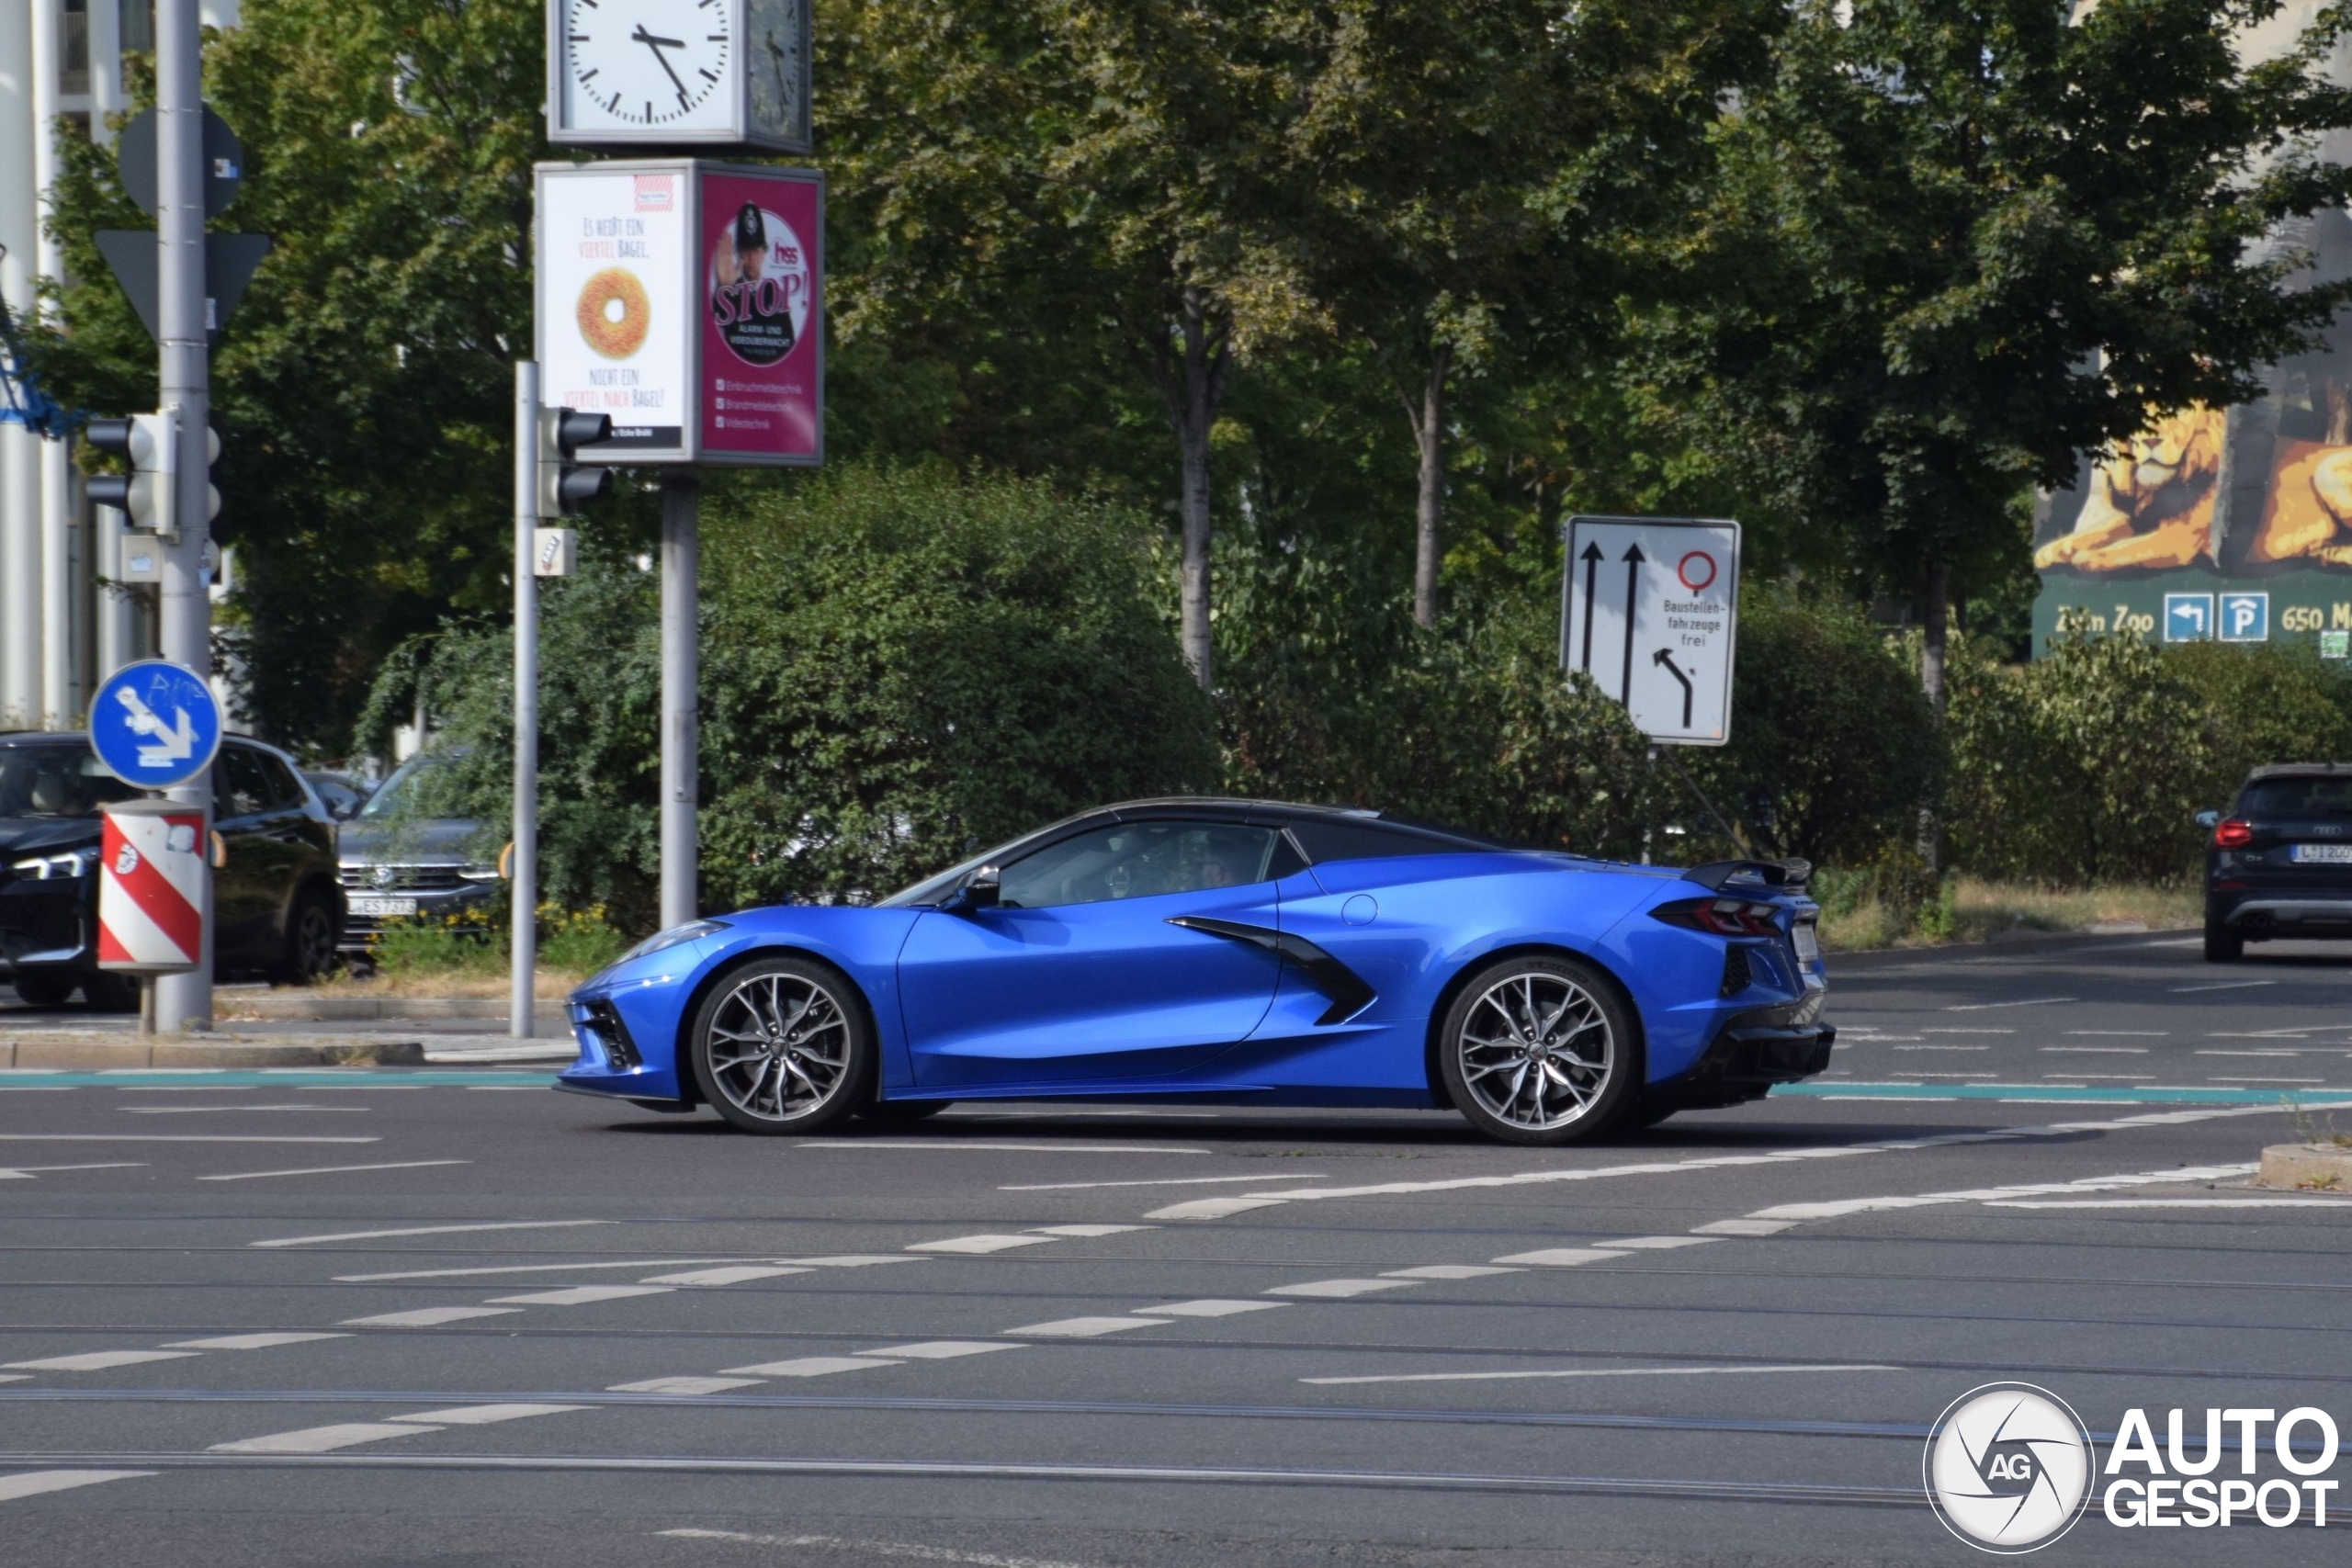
1652, 897, 1782, 937
2213, 819, 2254, 849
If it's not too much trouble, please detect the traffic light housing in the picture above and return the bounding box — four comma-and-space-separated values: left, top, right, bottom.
85, 409, 220, 541
537, 407, 613, 518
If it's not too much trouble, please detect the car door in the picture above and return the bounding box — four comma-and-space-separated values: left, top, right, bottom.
895, 818, 1286, 1089
209, 745, 279, 962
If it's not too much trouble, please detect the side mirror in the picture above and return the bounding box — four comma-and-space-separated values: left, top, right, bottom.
946, 864, 1001, 914
2194, 810, 2220, 829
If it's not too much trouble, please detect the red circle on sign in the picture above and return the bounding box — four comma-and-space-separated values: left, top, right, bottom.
1678, 551, 1717, 592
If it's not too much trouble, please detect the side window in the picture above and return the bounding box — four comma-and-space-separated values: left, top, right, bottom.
216, 746, 272, 819
254, 752, 306, 810
1289, 818, 1464, 864
998, 822, 1278, 909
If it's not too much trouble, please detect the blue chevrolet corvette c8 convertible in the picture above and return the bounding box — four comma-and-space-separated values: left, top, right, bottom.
557, 797, 1833, 1145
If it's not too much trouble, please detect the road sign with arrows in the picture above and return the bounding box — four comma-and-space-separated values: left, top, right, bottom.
1560, 515, 1741, 746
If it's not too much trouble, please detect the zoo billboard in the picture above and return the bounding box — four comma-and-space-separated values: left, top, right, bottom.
2031, 212, 2352, 659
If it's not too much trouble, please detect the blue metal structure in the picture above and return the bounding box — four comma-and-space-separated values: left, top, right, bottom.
558, 798, 1834, 1143
0, 250, 80, 440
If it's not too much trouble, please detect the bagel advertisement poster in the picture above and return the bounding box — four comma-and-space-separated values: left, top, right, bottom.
537, 161, 822, 468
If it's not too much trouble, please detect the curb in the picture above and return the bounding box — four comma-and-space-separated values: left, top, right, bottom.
2257, 1142, 2352, 1192
217, 995, 549, 1021
0, 1032, 569, 1069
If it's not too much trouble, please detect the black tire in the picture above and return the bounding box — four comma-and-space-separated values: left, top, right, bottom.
1439, 953, 1640, 1145
271, 887, 342, 986
2203, 920, 2244, 963
82, 973, 140, 1013
1625, 1097, 1679, 1132
10, 975, 76, 1008
687, 954, 876, 1135
857, 1099, 954, 1128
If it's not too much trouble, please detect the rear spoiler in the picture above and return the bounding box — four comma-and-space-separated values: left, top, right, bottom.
1682, 858, 1813, 893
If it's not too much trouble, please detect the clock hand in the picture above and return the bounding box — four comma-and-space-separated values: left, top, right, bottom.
630, 25, 693, 105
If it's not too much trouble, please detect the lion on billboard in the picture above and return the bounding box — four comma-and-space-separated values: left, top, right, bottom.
2033, 406, 2226, 572
2245, 443, 2352, 567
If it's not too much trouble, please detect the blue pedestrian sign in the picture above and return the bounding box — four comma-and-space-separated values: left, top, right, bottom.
88, 660, 223, 791
2163, 592, 2214, 642
2219, 591, 2270, 643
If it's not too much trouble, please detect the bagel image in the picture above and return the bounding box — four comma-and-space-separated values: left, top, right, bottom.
576, 267, 650, 360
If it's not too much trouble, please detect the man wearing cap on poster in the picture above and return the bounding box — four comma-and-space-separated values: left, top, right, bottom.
715, 203, 767, 286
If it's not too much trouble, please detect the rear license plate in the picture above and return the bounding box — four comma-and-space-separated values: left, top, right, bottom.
348, 897, 417, 918
1792, 922, 1820, 963
2290, 844, 2352, 863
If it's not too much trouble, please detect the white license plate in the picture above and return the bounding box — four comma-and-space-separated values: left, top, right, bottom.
348, 897, 417, 918
2290, 843, 2352, 863
1792, 923, 1821, 963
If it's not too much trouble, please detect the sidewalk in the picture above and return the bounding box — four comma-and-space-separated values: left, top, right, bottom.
0, 1030, 575, 1069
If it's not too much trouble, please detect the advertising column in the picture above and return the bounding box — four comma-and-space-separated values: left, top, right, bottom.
697, 167, 823, 466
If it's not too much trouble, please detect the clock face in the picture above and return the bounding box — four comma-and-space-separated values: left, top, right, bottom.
562, 0, 734, 130
744, 0, 806, 143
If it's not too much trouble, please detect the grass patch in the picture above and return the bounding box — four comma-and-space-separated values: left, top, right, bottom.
1818, 876, 2199, 952
326, 905, 629, 996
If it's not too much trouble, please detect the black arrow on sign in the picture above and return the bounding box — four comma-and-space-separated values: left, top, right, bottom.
1653, 647, 1694, 728
1619, 544, 1645, 705
1577, 541, 1604, 672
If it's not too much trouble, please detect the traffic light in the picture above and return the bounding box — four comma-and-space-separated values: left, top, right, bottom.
537, 407, 613, 517
85, 409, 219, 541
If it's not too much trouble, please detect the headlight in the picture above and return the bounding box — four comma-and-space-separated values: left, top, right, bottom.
10, 848, 96, 882
616, 919, 729, 965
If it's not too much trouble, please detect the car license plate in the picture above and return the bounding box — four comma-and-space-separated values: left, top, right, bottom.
1792, 922, 1820, 963
348, 897, 417, 918
2290, 843, 2352, 863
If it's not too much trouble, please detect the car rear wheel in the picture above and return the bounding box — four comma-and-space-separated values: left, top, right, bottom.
271, 888, 342, 986
11, 975, 75, 1008
688, 955, 876, 1135
2203, 919, 2244, 963
1440, 954, 1638, 1145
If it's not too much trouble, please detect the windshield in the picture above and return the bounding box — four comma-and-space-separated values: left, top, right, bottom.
877, 831, 1042, 908
0, 744, 144, 819
357, 753, 464, 821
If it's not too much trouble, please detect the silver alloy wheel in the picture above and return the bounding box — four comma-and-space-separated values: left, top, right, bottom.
1454, 971, 1614, 1131
703, 970, 854, 1122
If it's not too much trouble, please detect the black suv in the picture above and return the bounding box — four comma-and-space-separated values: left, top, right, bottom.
2200, 763, 2352, 962
0, 732, 346, 1008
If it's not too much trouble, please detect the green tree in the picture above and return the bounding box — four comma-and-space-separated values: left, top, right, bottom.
1637, 0, 2352, 736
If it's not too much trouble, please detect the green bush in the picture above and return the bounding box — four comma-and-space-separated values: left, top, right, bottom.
2163, 641, 2352, 810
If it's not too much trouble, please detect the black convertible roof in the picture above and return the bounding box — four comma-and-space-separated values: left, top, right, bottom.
1079, 796, 1514, 850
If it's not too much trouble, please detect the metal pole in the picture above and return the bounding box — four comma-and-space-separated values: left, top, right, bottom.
511, 363, 538, 1040
28, 0, 74, 726
659, 471, 699, 930
151, 0, 211, 1033
0, 0, 35, 728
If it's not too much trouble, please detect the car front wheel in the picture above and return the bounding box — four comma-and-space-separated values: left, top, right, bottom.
688, 956, 876, 1134
1440, 954, 1638, 1145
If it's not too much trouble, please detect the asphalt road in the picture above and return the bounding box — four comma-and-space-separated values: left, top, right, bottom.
3, 933, 2349, 1567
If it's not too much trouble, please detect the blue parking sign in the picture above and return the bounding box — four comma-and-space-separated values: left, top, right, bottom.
2219, 592, 2270, 643
2163, 593, 2214, 642
87, 660, 223, 791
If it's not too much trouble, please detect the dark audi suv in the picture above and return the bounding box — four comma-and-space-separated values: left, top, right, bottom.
2201, 763, 2352, 961
0, 731, 346, 1008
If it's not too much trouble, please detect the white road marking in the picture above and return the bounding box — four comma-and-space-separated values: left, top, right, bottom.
0, 1470, 156, 1503
719, 1357, 904, 1377
1985, 1198, 2352, 1210
2041, 1046, 2147, 1055
660, 1528, 1105, 1568
858, 1341, 1025, 1359
383, 1404, 587, 1425
640, 1266, 813, 1286
1145, 1197, 1287, 1220
0, 1163, 143, 1179
1143, 1300, 1289, 1317
120, 1104, 367, 1113
1921, 1028, 2016, 1034
0, 1375, 28, 1383
338, 1306, 523, 1327
162, 1333, 349, 1350
2065, 1031, 2168, 1038
1382, 1265, 1523, 1280
252, 1219, 613, 1248
1599, 1236, 1723, 1250
1001, 1174, 1328, 1192
797, 1142, 1209, 1155
1301, 1362, 1900, 1387
2171, 980, 2275, 993
2068, 1074, 2154, 1080
1265, 1278, 1418, 1297
210, 1422, 440, 1454
3, 1349, 198, 1372
1489, 1248, 1623, 1268
0, 1135, 376, 1144
796, 1255, 925, 1269
906, 1235, 1059, 1255
1893, 1045, 1989, 1052
1026, 1224, 1153, 1237
1001, 1316, 1170, 1337
2209, 1077, 2326, 1084
488, 1284, 674, 1305
200, 1160, 470, 1182
1946, 997, 2075, 1010
1692, 1218, 1796, 1236
336, 1257, 750, 1283
1745, 1163, 2261, 1222
609, 1376, 766, 1394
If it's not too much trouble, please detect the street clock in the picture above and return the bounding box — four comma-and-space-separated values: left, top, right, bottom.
548, 0, 810, 153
